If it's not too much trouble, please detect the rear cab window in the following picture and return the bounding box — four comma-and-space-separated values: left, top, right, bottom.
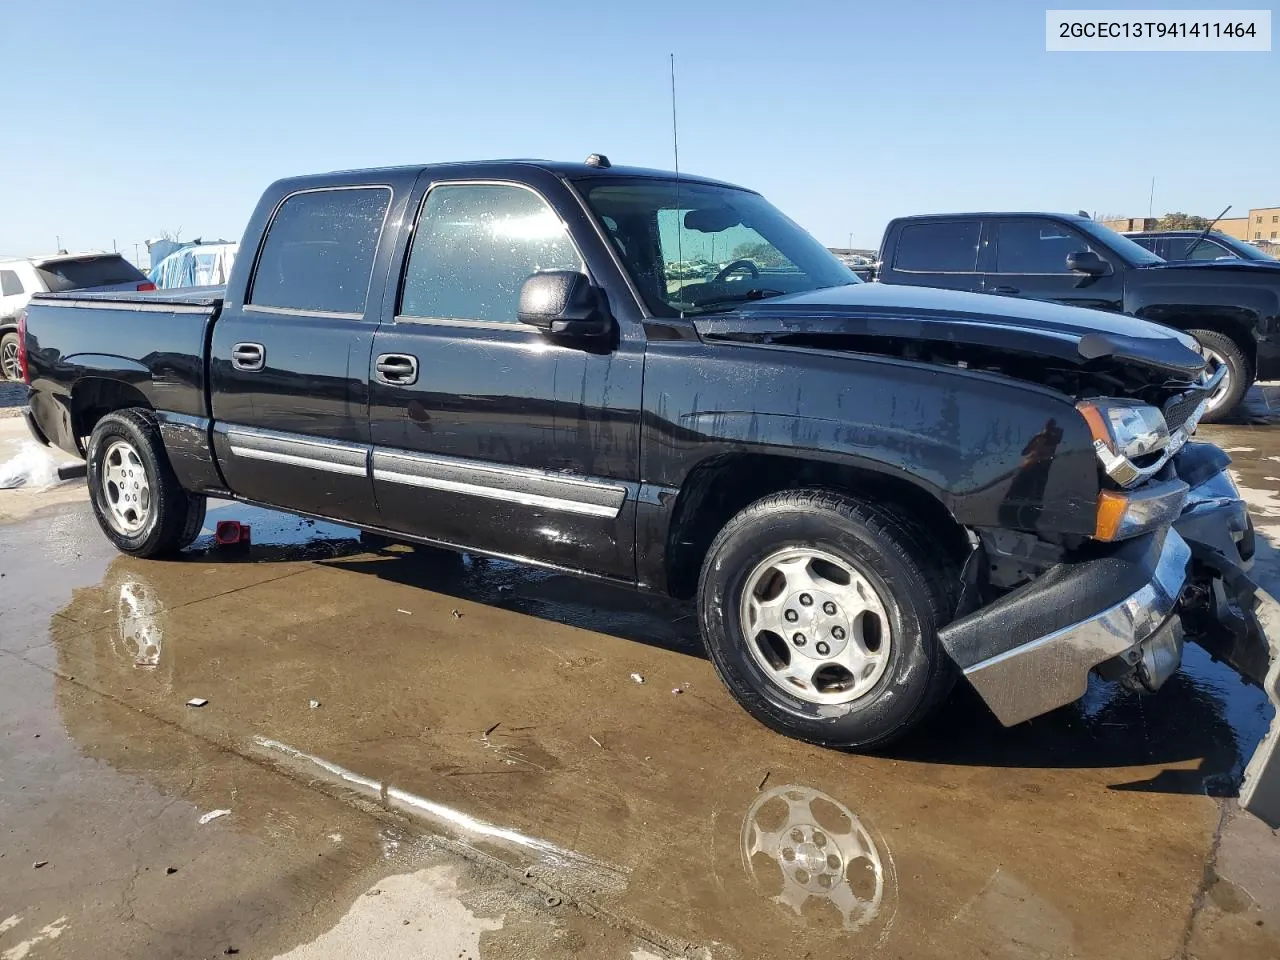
35, 255, 146, 292
892, 220, 981, 272
249, 187, 392, 316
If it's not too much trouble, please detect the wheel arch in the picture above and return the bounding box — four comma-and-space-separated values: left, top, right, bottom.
662, 451, 970, 600
70, 377, 154, 456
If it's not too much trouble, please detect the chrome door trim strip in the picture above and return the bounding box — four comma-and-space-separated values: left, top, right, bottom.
371, 448, 626, 518
223, 425, 369, 477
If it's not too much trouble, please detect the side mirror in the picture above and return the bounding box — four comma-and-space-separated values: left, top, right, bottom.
517, 271, 614, 339
1066, 250, 1112, 276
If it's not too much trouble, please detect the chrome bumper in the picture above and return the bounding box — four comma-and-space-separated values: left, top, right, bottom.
958, 456, 1280, 828
1240, 589, 1280, 828
963, 528, 1190, 727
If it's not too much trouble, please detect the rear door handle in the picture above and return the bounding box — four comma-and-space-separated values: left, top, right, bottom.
989, 285, 1020, 295
231, 342, 265, 371
375, 353, 419, 386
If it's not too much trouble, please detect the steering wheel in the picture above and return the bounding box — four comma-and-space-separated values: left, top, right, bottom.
714, 258, 760, 282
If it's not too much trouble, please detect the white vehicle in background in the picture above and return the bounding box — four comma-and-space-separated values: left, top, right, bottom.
1, 253, 156, 381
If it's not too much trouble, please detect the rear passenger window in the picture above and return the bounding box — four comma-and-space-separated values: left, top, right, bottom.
893, 221, 981, 272
400, 183, 582, 323
250, 188, 391, 315
0, 270, 23, 297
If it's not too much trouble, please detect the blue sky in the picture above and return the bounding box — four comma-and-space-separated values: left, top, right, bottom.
2, 0, 1275, 260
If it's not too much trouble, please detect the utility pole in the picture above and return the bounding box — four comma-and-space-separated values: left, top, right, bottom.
133, 242, 141, 267
1148, 176, 1155, 219
848, 232, 853, 252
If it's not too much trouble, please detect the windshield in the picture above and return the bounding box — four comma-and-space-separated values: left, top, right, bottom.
579, 179, 857, 316
1072, 219, 1165, 266
36, 255, 147, 292
1210, 233, 1277, 261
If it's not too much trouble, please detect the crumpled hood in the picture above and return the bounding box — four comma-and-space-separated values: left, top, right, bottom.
694, 282, 1206, 376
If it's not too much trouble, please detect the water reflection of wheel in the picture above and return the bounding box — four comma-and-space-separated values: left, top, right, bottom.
741, 784, 894, 932
113, 577, 163, 668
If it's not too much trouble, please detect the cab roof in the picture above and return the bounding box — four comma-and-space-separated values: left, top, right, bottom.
270, 158, 749, 193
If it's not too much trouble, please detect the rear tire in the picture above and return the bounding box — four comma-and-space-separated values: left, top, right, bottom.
1190, 329, 1252, 423
697, 489, 959, 750
87, 409, 207, 558
0, 332, 20, 382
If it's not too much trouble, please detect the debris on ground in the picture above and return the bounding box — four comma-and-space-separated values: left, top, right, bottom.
397, 609, 412, 615
186, 698, 209, 708
589, 735, 603, 748
451, 609, 462, 619
166, 867, 178, 875
757, 771, 771, 792
483, 722, 501, 738
630, 673, 645, 684
309, 699, 321, 709
672, 687, 684, 695
198, 809, 231, 825
214, 520, 251, 548
32, 860, 48, 869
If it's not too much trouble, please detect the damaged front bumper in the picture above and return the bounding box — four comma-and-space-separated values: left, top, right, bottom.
940, 443, 1280, 827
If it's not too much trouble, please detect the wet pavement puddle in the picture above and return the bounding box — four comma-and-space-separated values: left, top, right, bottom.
3, 396, 1280, 957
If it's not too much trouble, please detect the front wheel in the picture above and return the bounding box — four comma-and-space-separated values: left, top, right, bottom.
1190, 329, 1252, 423
87, 409, 207, 558
697, 490, 958, 750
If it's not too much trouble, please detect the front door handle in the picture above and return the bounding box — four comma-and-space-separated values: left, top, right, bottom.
375, 353, 419, 386
989, 285, 1020, 295
231, 342, 265, 371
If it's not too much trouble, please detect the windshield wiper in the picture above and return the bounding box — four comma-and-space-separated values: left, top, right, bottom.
691, 288, 787, 312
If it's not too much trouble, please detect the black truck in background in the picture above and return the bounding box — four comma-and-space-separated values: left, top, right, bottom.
15, 157, 1280, 825
874, 213, 1280, 420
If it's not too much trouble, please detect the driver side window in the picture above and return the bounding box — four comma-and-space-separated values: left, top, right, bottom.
994, 219, 1098, 275
655, 209, 798, 298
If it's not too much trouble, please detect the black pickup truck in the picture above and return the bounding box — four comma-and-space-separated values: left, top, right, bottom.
15, 158, 1280, 824
874, 212, 1280, 420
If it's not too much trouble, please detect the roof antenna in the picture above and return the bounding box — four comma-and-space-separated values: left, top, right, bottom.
670, 52, 684, 318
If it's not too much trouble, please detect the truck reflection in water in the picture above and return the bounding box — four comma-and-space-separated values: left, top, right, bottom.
741, 784, 895, 935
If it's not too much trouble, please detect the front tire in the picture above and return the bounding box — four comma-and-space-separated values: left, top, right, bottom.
698, 490, 958, 750
87, 409, 207, 558
1190, 329, 1252, 423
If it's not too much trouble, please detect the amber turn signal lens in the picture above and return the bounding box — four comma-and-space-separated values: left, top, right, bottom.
1095, 490, 1129, 541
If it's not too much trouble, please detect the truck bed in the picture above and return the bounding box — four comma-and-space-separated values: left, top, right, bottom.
24, 287, 225, 458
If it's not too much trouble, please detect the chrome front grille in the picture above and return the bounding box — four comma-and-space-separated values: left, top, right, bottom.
1164, 387, 1208, 433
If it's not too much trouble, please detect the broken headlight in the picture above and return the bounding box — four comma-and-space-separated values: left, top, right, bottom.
1077, 400, 1171, 488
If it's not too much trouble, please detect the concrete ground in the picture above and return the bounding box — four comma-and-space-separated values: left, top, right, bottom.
1, 389, 1278, 959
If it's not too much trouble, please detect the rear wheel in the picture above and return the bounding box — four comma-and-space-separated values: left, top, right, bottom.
1190, 329, 1252, 423
697, 490, 958, 750
87, 409, 206, 557
0, 332, 20, 382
